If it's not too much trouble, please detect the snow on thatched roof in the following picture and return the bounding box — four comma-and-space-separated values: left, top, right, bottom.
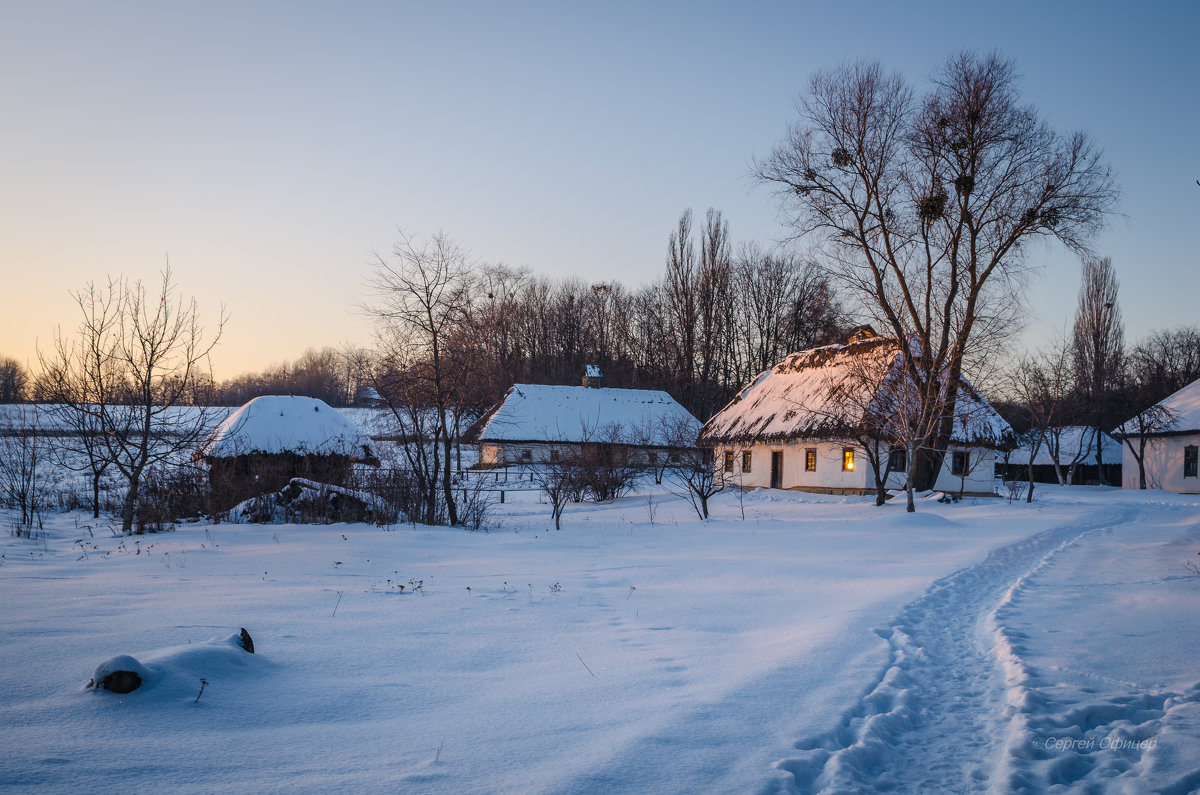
196, 395, 376, 461
1114, 378, 1200, 437
1006, 426, 1122, 467
465, 384, 699, 447
699, 336, 1010, 447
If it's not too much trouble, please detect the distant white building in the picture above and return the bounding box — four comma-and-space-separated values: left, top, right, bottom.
699, 331, 1011, 496
1000, 426, 1122, 485
463, 380, 699, 468
1113, 378, 1200, 493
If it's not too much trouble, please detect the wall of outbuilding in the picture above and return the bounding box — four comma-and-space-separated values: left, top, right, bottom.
1121, 434, 1200, 494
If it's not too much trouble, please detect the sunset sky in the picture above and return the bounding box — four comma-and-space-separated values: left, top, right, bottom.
2, 1, 1197, 380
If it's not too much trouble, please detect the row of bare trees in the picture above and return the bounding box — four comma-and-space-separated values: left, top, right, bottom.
452, 213, 844, 420
208, 348, 363, 407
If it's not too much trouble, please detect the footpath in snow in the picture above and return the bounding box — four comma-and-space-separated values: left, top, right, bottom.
775, 490, 1200, 793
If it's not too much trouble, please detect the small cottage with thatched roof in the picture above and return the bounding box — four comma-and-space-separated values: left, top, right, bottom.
195, 395, 378, 509
463, 381, 699, 468
699, 332, 1010, 496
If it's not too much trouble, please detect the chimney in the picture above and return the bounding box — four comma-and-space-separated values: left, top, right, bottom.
583, 364, 603, 388
847, 324, 876, 344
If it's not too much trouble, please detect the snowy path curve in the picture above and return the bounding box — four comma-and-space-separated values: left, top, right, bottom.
773, 506, 1142, 793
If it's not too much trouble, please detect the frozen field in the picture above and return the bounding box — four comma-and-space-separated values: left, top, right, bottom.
1, 484, 1198, 793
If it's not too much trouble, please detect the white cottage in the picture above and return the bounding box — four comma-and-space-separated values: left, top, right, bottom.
1113, 378, 1200, 493
698, 333, 1010, 496
463, 383, 700, 468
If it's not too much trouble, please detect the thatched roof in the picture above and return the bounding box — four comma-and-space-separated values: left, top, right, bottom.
698, 337, 1009, 447
195, 395, 377, 462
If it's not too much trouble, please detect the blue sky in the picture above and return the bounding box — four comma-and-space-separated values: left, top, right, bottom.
1, 1, 1197, 379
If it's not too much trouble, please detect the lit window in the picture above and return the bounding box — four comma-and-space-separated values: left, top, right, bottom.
1185, 446, 1198, 478
805, 448, 817, 472
842, 448, 854, 471
742, 451, 752, 473
724, 451, 734, 472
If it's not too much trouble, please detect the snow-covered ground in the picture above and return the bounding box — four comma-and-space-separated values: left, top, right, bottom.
1, 484, 1198, 793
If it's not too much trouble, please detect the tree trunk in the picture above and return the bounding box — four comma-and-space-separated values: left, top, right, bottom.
92, 470, 102, 519
1094, 428, 1108, 485
121, 472, 140, 533
911, 447, 943, 492
905, 450, 916, 512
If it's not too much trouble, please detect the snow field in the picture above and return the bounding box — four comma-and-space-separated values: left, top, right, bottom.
1, 485, 1198, 793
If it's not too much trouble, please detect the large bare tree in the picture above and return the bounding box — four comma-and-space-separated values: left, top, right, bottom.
39, 268, 224, 532
367, 231, 475, 526
756, 52, 1117, 489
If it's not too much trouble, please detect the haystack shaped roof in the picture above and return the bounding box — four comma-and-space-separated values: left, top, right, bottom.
196, 395, 376, 461
465, 384, 699, 446
699, 336, 1010, 446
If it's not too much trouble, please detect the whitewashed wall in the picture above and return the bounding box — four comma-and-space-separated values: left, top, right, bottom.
717, 440, 996, 495
1121, 434, 1200, 494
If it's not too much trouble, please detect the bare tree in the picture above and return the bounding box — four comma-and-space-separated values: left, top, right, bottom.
529, 449, 581, 530
666, 448, 723, 520
661, 415, 721, 519
38, 268, 224, 532
1072, 256, 1123, 484
1008, 340, 1074, 502
33, 363, 112, 518
0, 405, 47, 528
756, 52, 1117, 490
368, 231, 475, 526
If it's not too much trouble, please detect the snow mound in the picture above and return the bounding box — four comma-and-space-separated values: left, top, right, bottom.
229, 477, 400, 525
87, 631, 263, 701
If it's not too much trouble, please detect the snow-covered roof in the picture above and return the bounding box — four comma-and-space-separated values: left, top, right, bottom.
699, 336, 1011, 447
465, 384, 699, 447
1115, 378, 1200, 437
196, 396, 376, 460
1006, 426, 1122, 467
